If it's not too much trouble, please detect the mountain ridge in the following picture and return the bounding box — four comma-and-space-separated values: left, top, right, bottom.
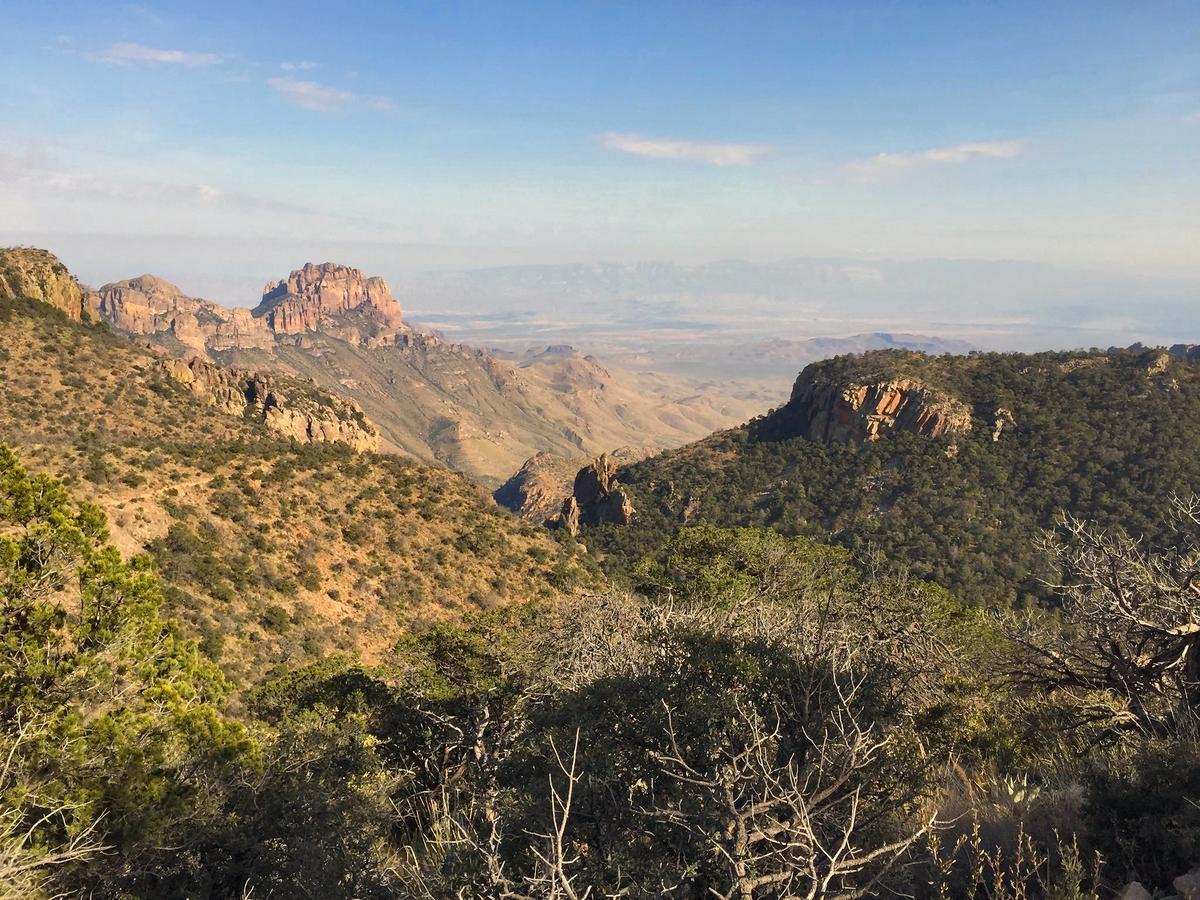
67, 251, 765, 485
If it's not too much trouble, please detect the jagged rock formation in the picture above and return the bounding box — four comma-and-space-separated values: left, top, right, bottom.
553, 453, 636, 535
496, 446, 659, 522
0, 248, 88, 321
254, 262, 406, 346
764, 362, 972, 445
493, 451, 585, 522
158, 356, 379, 452
93, 275, 273, 355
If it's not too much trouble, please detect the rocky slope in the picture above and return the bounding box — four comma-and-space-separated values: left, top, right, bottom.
0, 247, 90, 321
493, 451, 585, 522
158, 356, 380, 452
0, 286, 596, 684
494, 445, 657, 523
76, 253, 760, 485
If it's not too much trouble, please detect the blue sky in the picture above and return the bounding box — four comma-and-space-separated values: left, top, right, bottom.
1, 1, 1197, 290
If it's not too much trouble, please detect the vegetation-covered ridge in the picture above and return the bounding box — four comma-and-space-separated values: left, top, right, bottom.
6, 464, 1199, 896
0, 291, 596, 683
587, 345, 1200, 605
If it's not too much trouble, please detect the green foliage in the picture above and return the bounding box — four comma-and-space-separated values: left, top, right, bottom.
0, 444, 254, 893
589, 348, 1200, 608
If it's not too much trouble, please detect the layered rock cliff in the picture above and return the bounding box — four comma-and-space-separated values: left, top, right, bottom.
253, 262, 406, 345
0, 248, 88, 321
94, 275, 274, 355
158, 356, 380, 452
762, 360, 973, 444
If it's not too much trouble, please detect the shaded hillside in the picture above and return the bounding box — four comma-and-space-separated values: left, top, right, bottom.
583, 347, 1200, 606
0, 291, 596, 685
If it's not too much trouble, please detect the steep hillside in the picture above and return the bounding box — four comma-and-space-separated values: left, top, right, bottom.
0, 288, 595, 685
582, 347, 1200, 606
85, 257, 762, 485
0, 247, 90, 321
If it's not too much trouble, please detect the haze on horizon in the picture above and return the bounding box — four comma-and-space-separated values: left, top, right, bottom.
2, 0, 1198, 357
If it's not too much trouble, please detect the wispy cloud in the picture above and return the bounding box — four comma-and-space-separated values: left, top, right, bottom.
94, 42, 222, 66
0, 138, 345, 220
601, 132, 775, 167
279, 60, 317, 71
841, 140, 1025, 183
1184, 111, 1200, 124
267, 76, 393, 113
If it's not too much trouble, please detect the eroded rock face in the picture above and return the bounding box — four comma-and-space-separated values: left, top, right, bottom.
94, 275, 274, 355
158, 356, 379, 452
768, 366, 972, 445
0, 248, 87, 321
254, 262, 405, 343
553, 453, 636, 535
493, 451, 585, 522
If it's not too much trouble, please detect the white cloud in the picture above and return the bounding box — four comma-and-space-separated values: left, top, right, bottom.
95, 42, 222, 66
1184, 111, 1200, 124
268, 77, 394, 113
280, 61, 317, 71
841, 140, 1025, 183
601, 132, 775, 167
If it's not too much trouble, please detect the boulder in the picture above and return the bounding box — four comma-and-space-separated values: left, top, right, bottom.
1115, 884, 1151, 900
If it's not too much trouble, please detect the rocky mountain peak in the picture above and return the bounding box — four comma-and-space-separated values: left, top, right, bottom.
254, 262, 404, 340
0, 247, 88, 321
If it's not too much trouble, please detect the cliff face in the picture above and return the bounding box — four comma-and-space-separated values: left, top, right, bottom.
94, 275, 274, 355
554, 453, 636, 535
94, 263, 409, 355
158, 356, 380, 452
766, 364, 973, 444
0, 248, 88, 321
253, 262, 405, 344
